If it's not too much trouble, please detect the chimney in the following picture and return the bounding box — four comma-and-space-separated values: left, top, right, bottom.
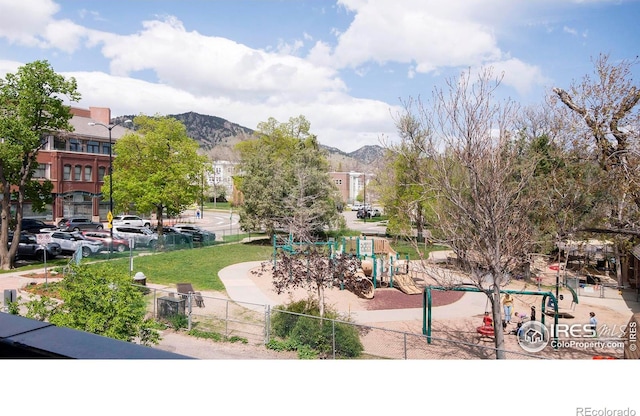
89, 107, 112, 125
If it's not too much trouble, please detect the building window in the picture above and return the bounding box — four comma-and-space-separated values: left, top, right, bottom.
74, 165, 82, 181
63, 165, 71, 180
84, 166, 92, 181
33, 163, 48, 179
102, 142, 111, 155
54, 137, 66, 151
87, 141, 99, 154
69, 139, 82, 152
215, 167, 222, 174
335, 179, 343, 185
98, 166, 106, 181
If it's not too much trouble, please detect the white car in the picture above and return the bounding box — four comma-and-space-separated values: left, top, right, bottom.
44, 231, 104, 257
112, 215, 151, 228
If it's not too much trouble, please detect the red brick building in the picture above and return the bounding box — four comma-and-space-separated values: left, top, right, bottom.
28, 106, 130, 223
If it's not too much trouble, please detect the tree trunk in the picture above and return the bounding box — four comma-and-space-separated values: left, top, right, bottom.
317, 284, 325, 323
491, 287, 506, 359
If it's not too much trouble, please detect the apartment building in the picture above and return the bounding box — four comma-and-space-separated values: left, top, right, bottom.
210, 160, 238, 202
329, 171, 374, 205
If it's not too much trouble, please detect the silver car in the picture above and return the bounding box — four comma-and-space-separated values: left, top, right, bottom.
43, 231, 104, 257
112, 225, 158, 249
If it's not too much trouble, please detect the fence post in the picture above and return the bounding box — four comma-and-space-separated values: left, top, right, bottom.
152, 288, 157, 318
404, 333, 407, 360
265, 304, 271, 345
332, 319, 336, 360
225, 299, 229, 338
187, 293, 192, 331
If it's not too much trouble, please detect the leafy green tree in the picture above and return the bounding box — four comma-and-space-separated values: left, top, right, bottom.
47, 264, 160, 345
0, 60, 79, 269
236, 115, 342, 237
107, 115, 210, 243
378, 106, 435, 243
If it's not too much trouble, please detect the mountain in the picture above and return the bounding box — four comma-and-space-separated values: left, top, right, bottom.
113, 112, 385, 169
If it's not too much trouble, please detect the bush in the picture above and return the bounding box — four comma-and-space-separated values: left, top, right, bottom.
270, 297, 363, 358
168, 313, 188, 330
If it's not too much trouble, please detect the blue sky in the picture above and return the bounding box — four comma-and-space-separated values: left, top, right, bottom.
0, 0, 638, 152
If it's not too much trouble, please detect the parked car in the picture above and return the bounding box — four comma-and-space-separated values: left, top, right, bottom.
159, 226, 194, 246
172, 224, 216, 244
57, 217, 104, 232
112, 225, 158, 249
19, 218, 58, 234
8, 231, 62, 261
112, 215, 151, 228
42, 230, 104, 257
351, 203, 364, 211
356, 207, 381, 219
82, 230, 130, 253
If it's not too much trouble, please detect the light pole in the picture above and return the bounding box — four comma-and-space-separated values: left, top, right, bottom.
88, 119, 131, 255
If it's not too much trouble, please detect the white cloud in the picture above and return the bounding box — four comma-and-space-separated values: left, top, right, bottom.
65, 70, 400, 153
485, 58, 551, 96
0, 0, 59, 47
321, 0, 506, 71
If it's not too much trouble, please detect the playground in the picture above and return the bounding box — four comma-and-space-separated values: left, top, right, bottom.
249, 235, 638, 359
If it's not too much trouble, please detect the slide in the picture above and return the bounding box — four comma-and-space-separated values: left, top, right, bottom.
392, 274, 422, 295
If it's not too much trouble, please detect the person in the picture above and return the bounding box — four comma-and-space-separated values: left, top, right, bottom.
530, 305, 536, 322
516, 322, 524, 340
502, 293, 514, 324
196, 209, 201, 219
589, 312, 597, 337
514, 311, 528, 322
482, 312, 493, 328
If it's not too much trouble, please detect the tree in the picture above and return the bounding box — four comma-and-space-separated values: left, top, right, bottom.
26, 264, 160, 345
401, 68, 539, 359
0, 60, 79, 270
553, 54, 640, 286
378, 103, 435, 242
236, 115, 342, 237
108, 115, 210, 244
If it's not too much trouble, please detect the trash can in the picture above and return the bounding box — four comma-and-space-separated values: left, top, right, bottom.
133, 271, 146, 286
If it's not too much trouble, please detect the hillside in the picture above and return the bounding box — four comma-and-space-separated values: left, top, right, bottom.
113, 112, 385, 169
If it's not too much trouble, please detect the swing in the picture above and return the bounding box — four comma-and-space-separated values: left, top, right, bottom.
477, 297, 495, 337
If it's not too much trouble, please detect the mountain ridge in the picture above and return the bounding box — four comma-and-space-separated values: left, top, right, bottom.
113, 112, 384, 169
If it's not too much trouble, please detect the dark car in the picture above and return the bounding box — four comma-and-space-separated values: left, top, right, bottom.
58, 217, 104, 232
159, 226, 194, 246
20, 218, 57, 234
172, 224, 216, 244
8, 231, 62, 261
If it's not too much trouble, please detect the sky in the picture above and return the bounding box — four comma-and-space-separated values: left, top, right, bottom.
0, 0, 638, 153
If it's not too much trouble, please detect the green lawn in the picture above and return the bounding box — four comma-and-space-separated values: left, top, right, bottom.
89, 240, 273, 292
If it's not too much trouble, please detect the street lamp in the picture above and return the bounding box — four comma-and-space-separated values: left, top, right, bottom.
88, 119, 131, 255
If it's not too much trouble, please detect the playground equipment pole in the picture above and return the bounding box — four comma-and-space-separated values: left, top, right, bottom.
423, 286, 559, 350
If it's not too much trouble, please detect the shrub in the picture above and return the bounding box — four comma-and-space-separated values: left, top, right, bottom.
168, 313, 188, 330
270, 297, 363, 358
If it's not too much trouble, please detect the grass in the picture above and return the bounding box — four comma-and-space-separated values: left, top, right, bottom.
88, 239, 274, 292
389, 240, 449, 261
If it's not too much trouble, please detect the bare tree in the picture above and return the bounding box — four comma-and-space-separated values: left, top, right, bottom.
397, 68, 539, 358
553, 54, 640, 286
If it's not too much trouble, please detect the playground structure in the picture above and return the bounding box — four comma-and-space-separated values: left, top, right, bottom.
272, 234, 422, 299
423, 286, 561, 349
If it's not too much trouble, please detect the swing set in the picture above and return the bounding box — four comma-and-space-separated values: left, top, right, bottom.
422, 285, 561, 350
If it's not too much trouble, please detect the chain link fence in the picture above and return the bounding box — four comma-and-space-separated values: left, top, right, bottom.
141, 285, 548, 359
